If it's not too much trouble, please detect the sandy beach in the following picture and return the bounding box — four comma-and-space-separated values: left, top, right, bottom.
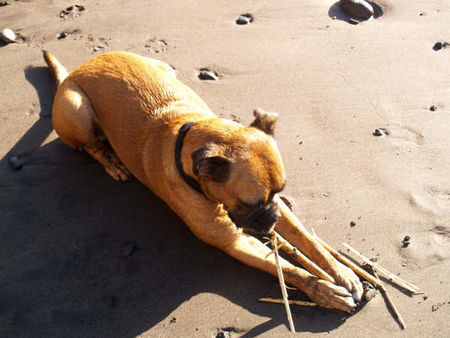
1, 0, 449, 336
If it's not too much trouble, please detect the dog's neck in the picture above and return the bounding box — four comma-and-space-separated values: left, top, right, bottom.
175, 122, 203, 194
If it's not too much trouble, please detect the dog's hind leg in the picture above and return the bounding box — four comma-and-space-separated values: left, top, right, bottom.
52, 79, 132, 181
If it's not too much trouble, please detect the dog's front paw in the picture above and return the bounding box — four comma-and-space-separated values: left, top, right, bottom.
331, 263, 363, 303
306, 279, 356, 312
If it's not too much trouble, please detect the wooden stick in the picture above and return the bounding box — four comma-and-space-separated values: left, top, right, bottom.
270, 231, 336, 284
259, 297, 317, 307
265, 241, 284, 258
272, 234, 296, 333
374, 270, 406, 330
342, 242, 420, 293
311, 230, 383, 289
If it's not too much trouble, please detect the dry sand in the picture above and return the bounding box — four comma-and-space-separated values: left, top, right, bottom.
1, 0, 449, 336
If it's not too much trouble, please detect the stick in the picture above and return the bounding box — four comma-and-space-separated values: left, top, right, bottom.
342, 242, 420, 293
373, 270, 406, 330
265, 241, 284, 258
269, 231, 336, 284
272, 234, 296, 333
259, 298, 317, 307
311, 230, 383, 289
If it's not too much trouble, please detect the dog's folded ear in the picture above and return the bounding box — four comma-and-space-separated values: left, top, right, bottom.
192, 145, 231, 183
250, 108, 278, 135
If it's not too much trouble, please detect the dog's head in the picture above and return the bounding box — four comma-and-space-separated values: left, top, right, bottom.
192, 109, 285, 234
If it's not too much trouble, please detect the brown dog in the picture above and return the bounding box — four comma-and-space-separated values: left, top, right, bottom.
43, 51, 362, 311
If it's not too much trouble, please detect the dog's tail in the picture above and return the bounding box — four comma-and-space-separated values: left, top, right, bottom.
42, 50, 69, 88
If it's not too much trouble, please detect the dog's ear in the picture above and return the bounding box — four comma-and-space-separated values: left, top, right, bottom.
250, 108, 278, 135
191, 145, 231, 183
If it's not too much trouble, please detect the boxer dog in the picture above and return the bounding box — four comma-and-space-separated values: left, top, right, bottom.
43, 51, 362, 311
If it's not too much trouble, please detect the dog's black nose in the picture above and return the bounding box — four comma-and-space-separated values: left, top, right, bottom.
250, 202, 281, 234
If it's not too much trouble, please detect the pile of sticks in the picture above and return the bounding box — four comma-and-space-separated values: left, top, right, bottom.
261, 229, 421, 332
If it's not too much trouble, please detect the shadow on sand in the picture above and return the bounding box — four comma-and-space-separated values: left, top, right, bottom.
0, 66, 359, 337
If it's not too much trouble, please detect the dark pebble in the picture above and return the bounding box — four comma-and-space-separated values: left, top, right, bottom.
236, 13, 253, 25
433, 42, 443, 51
198, 68, 218, 81
8, 156, 23, 170
339, 0, 374, 20
216, 331, 230, 338
401, 235, 410, 248
122, 242, 136, 256
350, 221, 356, 227
106, 295, 117, 308
57, 32, 68, 39
373, 128, 385, 136
433, 41, 449, 51
0, 1, 10, 7
169, 317, 176, 324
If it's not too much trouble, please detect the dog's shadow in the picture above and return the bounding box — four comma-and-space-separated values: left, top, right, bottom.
0, 66, 356, 337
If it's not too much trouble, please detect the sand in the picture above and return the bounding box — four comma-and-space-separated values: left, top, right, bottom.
1, 0, 449, 336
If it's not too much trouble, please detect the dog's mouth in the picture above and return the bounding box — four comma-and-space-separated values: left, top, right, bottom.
228, 202, 281, 235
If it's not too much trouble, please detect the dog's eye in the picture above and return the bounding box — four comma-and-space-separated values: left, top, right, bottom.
239, 199, 264, 209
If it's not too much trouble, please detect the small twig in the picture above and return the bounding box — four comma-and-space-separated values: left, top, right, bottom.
373, 270, 406, 330
311, 229, 407, 330
270, 231, 336, 284
272, 234, 296, 333
342, 242, 420, 293
311, 229, 383, 289
265, 241, 285, 258
259, 297, 317, 307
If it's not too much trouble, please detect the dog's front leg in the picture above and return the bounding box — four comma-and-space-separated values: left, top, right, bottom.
176, 200, 356, 311
223, 232, 356, 311
274, 196, 363, 301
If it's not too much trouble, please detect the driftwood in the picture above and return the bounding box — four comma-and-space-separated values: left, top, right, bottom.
342, 242, 420, 294
311, 230, 407, 330
259, 297, 316, 307
268, 231, 336, 284
373, 270, 406, 330
261, 226, 413, 331
272, 234, 296, 333
311, 230, 384, 289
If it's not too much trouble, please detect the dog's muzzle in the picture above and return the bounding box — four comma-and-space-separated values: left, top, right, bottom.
229, 202, 281, 234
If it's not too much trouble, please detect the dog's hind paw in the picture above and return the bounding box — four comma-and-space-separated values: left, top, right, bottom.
104, 159, 133, 181
84, 143, 133, 182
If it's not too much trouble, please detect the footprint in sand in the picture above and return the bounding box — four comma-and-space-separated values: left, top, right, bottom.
59, 4, 85, 20
399, 225, 450, 269
78, 34, 111, 53
409, 186, 450, 217
144, 38, 168, 54
382, 126, 425, 147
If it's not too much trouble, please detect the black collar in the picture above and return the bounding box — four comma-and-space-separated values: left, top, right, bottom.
175, 122, 203, 195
